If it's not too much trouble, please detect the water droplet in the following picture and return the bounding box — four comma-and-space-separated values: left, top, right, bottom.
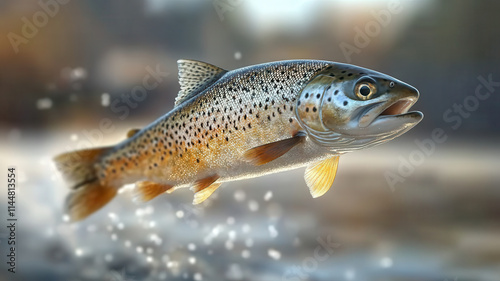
188, 243, 197, 251
105, 254, 113, 262
176, 210, 184, 218
380, 257, 393, 268
37, 98, 52, 110
248, 200, 259, 212
101, 93, 110, 107
268, 224, 278, 238
75, 248, 83, 256
225, 264, 243, 280
225, 240, 234, 250
241, 249, 250, 259
234, 190, 246, 202
242, 224, 251, 233
264, 191, 273, 201
345, 269, 355, 280
167, 260, 178, 268
71, 67, 87, 80
193, 272, 203, 280
268, 248, 281, 260
228, 230, 237, 240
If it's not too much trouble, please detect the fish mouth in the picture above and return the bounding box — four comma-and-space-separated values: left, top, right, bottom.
379, 98, 416, 116
358, 96, 423, 130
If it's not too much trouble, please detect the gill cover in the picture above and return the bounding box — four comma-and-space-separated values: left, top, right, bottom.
296, 75, 353, 147
296, 75, 334, 131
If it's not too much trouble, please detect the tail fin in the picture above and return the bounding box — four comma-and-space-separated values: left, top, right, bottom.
54, 147, 117, 222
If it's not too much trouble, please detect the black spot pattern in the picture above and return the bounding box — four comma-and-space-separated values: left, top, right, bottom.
97, 60, 354, 179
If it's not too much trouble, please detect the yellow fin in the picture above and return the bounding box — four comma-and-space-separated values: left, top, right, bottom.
193, 182, 222, 205
244, 132, 306, 166
65, 181, 117, 222
191, 175, 220, 205
134, 181, 173, 202
126, 129, 141, 138
304, 156, 340, 198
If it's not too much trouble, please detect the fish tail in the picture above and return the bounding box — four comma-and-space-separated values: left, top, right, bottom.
54, 146, 117, 222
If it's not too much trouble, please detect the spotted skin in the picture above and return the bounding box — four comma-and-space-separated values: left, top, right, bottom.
99, 61, 324, 186
97, 60, 397, 189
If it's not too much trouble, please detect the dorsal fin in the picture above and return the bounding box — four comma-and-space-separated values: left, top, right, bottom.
175, 59, 228, 106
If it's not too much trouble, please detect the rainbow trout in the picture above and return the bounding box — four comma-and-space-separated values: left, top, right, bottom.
55, 59, 423, 221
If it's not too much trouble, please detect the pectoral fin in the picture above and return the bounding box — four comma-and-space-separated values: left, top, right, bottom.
304, 156, 340, 198
134, 181, 173, 202
244, 132, 306, 166
191, 174, 221, 204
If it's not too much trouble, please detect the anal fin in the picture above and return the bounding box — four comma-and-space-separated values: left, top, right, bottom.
305, 156, 340, 198
134, 181, 173, 202
244, 132, 306, 166
191, 175, 221, 205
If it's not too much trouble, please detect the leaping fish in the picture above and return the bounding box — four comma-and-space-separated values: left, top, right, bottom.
54, 59, 423, 221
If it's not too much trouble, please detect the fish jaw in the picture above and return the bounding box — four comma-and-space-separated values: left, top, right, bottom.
295, 64, 423, 152
366, 111, 423, 135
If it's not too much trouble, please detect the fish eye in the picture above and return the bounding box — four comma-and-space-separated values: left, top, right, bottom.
355, 82, 376, 100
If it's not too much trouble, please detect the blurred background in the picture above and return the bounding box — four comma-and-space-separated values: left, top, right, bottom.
1, 0, 499, 280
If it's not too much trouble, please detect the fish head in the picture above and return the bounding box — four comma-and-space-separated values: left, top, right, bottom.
296, 64, 423, 151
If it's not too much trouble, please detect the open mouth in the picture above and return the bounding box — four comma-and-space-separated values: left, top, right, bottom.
359, 97, 422, 128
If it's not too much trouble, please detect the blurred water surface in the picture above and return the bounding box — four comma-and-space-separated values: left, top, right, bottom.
1, 133, 500, 281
